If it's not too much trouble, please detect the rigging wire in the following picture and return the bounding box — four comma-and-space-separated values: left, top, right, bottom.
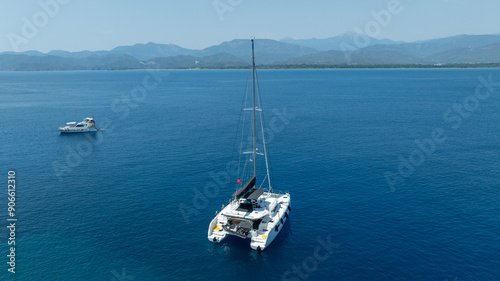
255, 69, 274, 192
228, 42, 275, 194
230, 68, 251, 192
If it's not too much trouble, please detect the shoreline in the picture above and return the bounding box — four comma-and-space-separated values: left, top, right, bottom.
1, 63, 500, 71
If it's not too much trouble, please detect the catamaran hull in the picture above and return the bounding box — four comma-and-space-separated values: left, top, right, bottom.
208, 215, 227, 243
208, 193, 291, 251
250, 196, 290, 251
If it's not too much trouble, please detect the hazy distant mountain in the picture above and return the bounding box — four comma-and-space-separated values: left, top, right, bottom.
0, 52, 245, 70
47, 50, 109, 58
1, 34, 500, 70
16, 43, 195, 61
148, 53, 247, 69
278, 34, 500, 65
2, 50, 46, 56
196, 39, 318, 64
0, 54, 77, 71
0, 54, 142, 71
281, 33, 402, 51
426, 43, 500, 64
280, 46, 424, 65
375, 34, 500, 58
109, 42, 195, 60
1, 40, 317, 65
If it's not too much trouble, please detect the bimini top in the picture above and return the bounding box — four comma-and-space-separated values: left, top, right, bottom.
246, 189, 264, 200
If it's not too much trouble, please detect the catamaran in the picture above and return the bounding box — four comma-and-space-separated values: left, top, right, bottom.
207, 39, 291, 251
58, 116, 99, 133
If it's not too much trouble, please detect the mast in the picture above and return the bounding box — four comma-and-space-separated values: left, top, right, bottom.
251, 39, 257, 178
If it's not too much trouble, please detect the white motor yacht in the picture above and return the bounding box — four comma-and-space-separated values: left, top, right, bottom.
58, 116, 99, 133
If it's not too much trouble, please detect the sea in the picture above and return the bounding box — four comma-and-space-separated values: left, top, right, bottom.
0, 68, 499, 281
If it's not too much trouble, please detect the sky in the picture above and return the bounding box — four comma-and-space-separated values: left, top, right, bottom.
0, 0, 499, 53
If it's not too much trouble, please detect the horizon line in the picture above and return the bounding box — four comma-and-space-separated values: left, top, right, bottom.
2, 32, 499, 55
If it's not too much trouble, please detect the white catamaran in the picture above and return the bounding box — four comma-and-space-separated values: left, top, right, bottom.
207, 39, 291, 251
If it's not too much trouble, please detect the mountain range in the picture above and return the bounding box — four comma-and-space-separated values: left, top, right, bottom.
1, 34, 500, 70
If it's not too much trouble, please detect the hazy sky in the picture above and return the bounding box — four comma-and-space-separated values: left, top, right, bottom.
0, 0, 499, 52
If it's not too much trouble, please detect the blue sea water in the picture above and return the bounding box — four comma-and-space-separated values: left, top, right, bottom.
0, 68, 500, 280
